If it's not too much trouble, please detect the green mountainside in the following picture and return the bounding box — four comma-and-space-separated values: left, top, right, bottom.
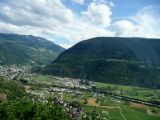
43, 37, 160, 88
0, 33, 65, 65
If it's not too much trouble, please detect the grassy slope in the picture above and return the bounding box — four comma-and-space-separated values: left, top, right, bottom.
0, 76, 26, 101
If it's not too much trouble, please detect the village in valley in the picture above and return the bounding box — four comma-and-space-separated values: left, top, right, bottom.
0, 65, 160, 120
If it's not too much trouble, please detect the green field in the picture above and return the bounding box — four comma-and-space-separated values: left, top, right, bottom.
82, 97, 160, 120
95, 82, 160, 102
21, 73, 56, 85
60, 88, 160, 120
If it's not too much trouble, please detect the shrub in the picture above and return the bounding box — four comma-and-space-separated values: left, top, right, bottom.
0, 99, 68, 120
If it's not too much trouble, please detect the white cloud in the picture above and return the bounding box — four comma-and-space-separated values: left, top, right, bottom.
0, 0, 74, 26
111, 20, 139, 37
81, 3, 112, 27
64, 19, 114, 41
73, 0, 84, 5
111, 6, 160, 38
92, 0, 107, 5
92, 0, 114, 7
0, 0, 114, 47
133, 6, 160, 38
109, 2, 114, 7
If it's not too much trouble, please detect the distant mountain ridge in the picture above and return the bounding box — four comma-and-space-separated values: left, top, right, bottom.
43, 37, 160, 88
0, 33, 65, 65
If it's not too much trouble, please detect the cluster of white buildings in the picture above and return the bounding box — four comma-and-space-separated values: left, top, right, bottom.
0, 64, 25, 79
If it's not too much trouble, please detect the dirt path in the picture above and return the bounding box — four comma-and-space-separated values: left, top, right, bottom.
100, 106, 119, 109
130, 102, 147, 109
117, 104, 127, 120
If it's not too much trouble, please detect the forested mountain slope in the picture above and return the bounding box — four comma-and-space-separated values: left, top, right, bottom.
44, 37, 160, 88
0, 33, 65, 65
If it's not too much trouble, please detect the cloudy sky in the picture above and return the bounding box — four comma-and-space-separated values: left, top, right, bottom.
0, 0, 160, 48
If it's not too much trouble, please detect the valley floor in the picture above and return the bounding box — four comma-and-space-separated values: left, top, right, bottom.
0, 66, 160, 120
19, 72, 160, 120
